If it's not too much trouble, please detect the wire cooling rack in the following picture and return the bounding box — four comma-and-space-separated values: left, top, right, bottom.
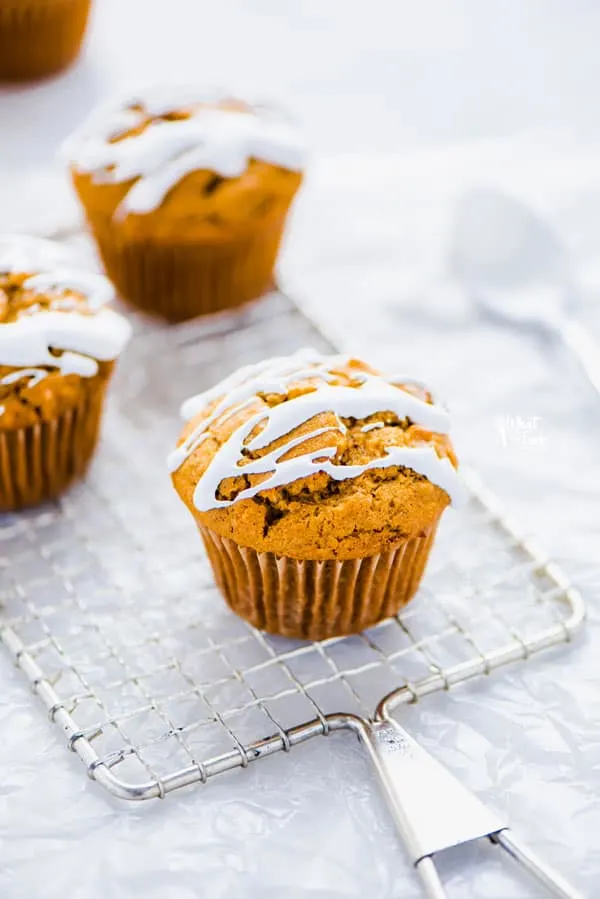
0, 282, 585, 801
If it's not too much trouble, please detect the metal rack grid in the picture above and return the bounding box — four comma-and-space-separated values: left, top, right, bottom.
0, 286, 585, 801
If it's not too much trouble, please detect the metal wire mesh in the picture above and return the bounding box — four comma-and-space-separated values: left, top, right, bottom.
0, 286, 585, 801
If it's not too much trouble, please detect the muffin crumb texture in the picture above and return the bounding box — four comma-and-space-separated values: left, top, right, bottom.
172, 351, 460, 560
68, 90, 305, 237
0, 273, 105, 428
66, 87, 305, 320
0, 235, 130, 511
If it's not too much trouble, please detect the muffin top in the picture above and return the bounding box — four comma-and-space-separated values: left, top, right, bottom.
65, 86, 306, 235
0, 236, 131, 428
170, 350, 464, 560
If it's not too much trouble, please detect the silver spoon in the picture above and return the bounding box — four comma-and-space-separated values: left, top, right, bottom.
450, 187, 600, 397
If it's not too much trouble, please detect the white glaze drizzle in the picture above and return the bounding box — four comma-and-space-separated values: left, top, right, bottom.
0, 238, 131, 382
0, 309, 130, 378
361, 421, 384, 433
65, 86, 306, 216
169, 349, 465, 510
24, 270, 114, 310
0, 368, 47, 387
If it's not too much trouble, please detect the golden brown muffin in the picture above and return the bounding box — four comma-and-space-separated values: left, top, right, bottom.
171, 350, 464, 640
65, 88, 306, 321
0, 0, 91, 82
0, 236, 131, 511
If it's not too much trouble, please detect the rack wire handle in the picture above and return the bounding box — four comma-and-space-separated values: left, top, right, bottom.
356, 716, 582, 899
490, 830, 583, 899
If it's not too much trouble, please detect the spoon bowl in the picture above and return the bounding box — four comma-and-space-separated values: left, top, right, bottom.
450, 187, 600, 398
450, 188, 575, 330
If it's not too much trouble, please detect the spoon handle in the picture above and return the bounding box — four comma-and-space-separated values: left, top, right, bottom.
561, 319, 600, 400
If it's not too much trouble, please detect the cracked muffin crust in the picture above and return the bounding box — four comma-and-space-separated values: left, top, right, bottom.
0, 271, 108, 429
0, 236, 131, 510
171, 350, 464, 639
65, 86, 306, 321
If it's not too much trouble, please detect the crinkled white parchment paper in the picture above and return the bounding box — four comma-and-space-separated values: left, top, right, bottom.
1, 143, 600, 899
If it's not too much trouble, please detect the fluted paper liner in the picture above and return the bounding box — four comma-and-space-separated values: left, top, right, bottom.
91, 217, 288, 323
0, 387, 104, 512
0, 0, 91, 81
199, 524, 439, 641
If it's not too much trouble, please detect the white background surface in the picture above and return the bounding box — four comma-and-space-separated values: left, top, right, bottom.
1, 3, 600, 898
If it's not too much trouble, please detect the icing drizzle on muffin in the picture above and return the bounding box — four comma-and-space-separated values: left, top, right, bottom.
169, 349, 465, 511
0, 236, 131, 386
65, 86, 307, 217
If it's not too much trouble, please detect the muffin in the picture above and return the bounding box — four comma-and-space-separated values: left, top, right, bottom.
64, 86, 306, 322
0, 0, 92, 82
0, 235, 131, 511
170, 349, 464, 640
